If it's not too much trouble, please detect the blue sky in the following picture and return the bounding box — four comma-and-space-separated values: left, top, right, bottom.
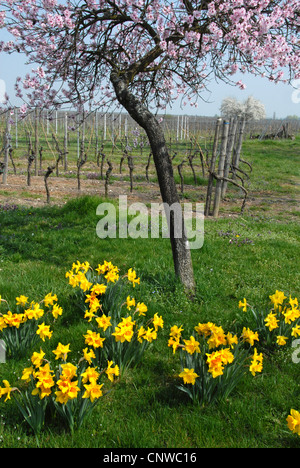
1, 46, 299, 119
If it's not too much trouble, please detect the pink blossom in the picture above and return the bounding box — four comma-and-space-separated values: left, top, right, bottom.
236, 80, 247, 90
0, 11, 6, 27
0, 0, 298, 112
19, 103, 28, 114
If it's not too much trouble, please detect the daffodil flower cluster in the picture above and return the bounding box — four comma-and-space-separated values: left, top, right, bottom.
238, 291, 300, 349
0, 344, 118, 434
0, 293, 62, 358
66, 260, 164, 372
170, 321, 263, 404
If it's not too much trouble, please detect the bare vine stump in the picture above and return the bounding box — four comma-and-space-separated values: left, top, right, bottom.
105, 160, 113, 197
44, 165, 55, 204
127, 155, 134, 192
27, 151, 35, 187
178, 160, 185, 193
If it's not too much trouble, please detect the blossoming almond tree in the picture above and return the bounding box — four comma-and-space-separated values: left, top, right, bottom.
0, 0, 299, 292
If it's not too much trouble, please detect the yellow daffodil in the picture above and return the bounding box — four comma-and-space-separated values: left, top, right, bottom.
105, 269, 119, 283
91, 283, 107, 295
16, 295, 28, 307
82, 381, 104, 402
55, 379, 80, 402
291, 324, 300, 338
153, 313, 164, 331
168, 336, 181, 354
60, 363, 77, 380
194, 322, 215, 338
84, 309, 96, 322
264, 311, 279, 331
206, 348, 234, 378
183, 335, 200, 355
126, 296, 136, 310
226, 332, 238, 349
276, 335, 288, 346
135, 302, 148, 316
44, 293, 58, 307
95, 313, 112, 331
249, 348, 263, 376
170, 324, 184, 339
269, 290, 287, 309
82, 347, 96, 365
84, 330, 105, 349
207, 324, 227, 349
127, 268, 140, 287
51, 304, 63, 319
81, 366, 100, 384
287, 409, 300, 436
21, 366, 35, 382
0, 380, 13, 402
238, 298, 248, 312
179, 368, 199, 385
289, 296, 299, 309
24, 302, 44, 320
137, 326, 146, 343
143, 327, 157, 343
241, 327, 259, 346
52, 343, 71, 361
31, 349, 46, 368
282, 306, 300, 324
36, 323, 53, 342
105, 361, 120, 382
0, 316, 7, 331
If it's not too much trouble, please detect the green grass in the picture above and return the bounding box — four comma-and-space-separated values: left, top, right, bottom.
0, 137, 300, 448
0, 196, 299, 448
242, 137, 300, 194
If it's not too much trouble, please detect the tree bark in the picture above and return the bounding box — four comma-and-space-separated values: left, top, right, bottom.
110, 71, 195, 294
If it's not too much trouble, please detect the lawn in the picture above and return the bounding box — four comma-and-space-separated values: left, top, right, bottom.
0, 137, 299, 448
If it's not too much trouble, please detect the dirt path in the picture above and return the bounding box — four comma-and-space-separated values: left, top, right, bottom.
0, 173, 299, 221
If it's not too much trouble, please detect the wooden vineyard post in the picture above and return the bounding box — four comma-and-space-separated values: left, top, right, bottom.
34, 107, 39, 176
64, 112, 68, 171
204, 118, 222, 216
213, 120, 230, 218
221, 117, 238, 199
2, 111, 11, 185
232, 117, 246, 179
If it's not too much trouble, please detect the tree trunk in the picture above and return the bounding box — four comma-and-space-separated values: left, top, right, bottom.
110, 71, 195, 294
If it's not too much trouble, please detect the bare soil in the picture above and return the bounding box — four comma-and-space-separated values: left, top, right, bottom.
0, 173, 299, 221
